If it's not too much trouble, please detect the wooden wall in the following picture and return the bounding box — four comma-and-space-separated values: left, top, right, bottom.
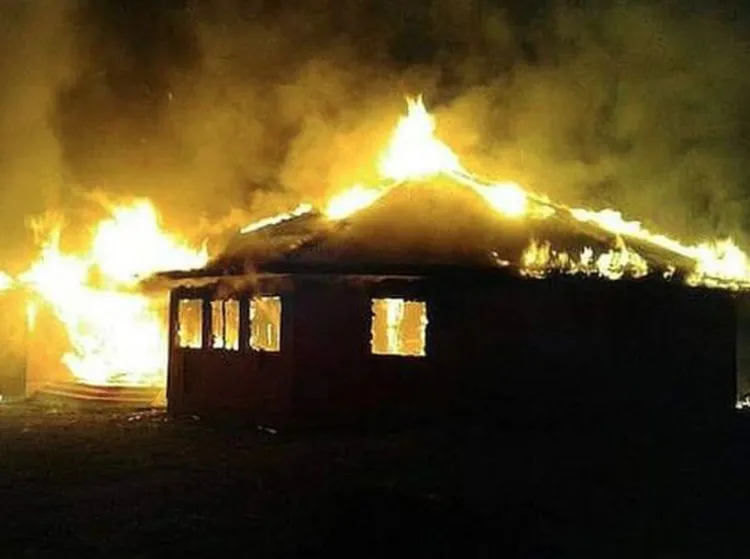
167, 274, 738, 428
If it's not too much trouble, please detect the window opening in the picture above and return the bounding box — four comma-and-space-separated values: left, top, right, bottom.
371, 298, 427, 356
211, 299, 240, 350
250, 296, 281, 352
177, 299, 203, 349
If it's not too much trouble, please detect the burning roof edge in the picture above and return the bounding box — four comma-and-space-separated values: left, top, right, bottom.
146, 175, 750, 291
145, 259, 710, 296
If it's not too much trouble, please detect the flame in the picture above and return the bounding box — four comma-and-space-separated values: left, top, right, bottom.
26, 302, 38, 332
13, 199, 208, 386
91, 201, 208, 285
520, 238, 649, 280
472, 181, 529, 218
241, 203, 313, 234
297, 96, 750, 288
378, 95, 462, 181
689, 240, 750, 286
0, 271, 14, 291
595, 238, 650, 280
477, 182, 528, 218
323, 97, 553, 222
569, 208, 750, 286
320, 96, 463, 221
325, 184, 385, 220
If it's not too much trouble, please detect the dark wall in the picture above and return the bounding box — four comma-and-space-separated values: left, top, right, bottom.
288, 275, 737, 426
167, 274, 738, 427
167, 283, 295, 424
736, 294, 750, 398
290, 280, 435, 425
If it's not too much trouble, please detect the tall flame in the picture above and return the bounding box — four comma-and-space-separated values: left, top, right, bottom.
324, 97, 549, 220
10, 199, 208, 386
378, 95, 462, 181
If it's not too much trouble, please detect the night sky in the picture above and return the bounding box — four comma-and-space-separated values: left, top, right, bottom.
1, 0, 750, 265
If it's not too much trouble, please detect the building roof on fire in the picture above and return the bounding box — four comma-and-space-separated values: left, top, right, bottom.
158, 176, 697, 281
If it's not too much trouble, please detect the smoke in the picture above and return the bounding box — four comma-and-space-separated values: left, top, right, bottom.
0, 1, 76, 270
438, 1, 750, 244
0, 0, 749, 259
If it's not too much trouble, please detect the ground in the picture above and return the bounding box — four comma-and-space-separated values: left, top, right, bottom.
0, 403, 748, 557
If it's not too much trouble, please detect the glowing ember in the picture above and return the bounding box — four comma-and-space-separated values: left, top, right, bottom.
241, 203, 313, 234
13, 199, 207, 386
326, 184, 385, 220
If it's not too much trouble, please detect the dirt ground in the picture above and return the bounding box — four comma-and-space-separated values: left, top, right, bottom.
0, 403, 748, 558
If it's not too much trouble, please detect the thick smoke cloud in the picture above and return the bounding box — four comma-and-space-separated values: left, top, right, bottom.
0, 0, 749, 260
444, 1, 750, 244
0, 1, 75, 269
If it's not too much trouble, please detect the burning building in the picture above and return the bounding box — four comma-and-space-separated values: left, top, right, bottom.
153, 98, 746, 427
0, 97, 747, 422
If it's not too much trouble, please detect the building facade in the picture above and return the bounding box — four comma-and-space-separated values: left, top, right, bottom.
163, 267, 738, 427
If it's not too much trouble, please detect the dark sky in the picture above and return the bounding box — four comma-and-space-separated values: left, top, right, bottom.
1, 0, 750, 265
